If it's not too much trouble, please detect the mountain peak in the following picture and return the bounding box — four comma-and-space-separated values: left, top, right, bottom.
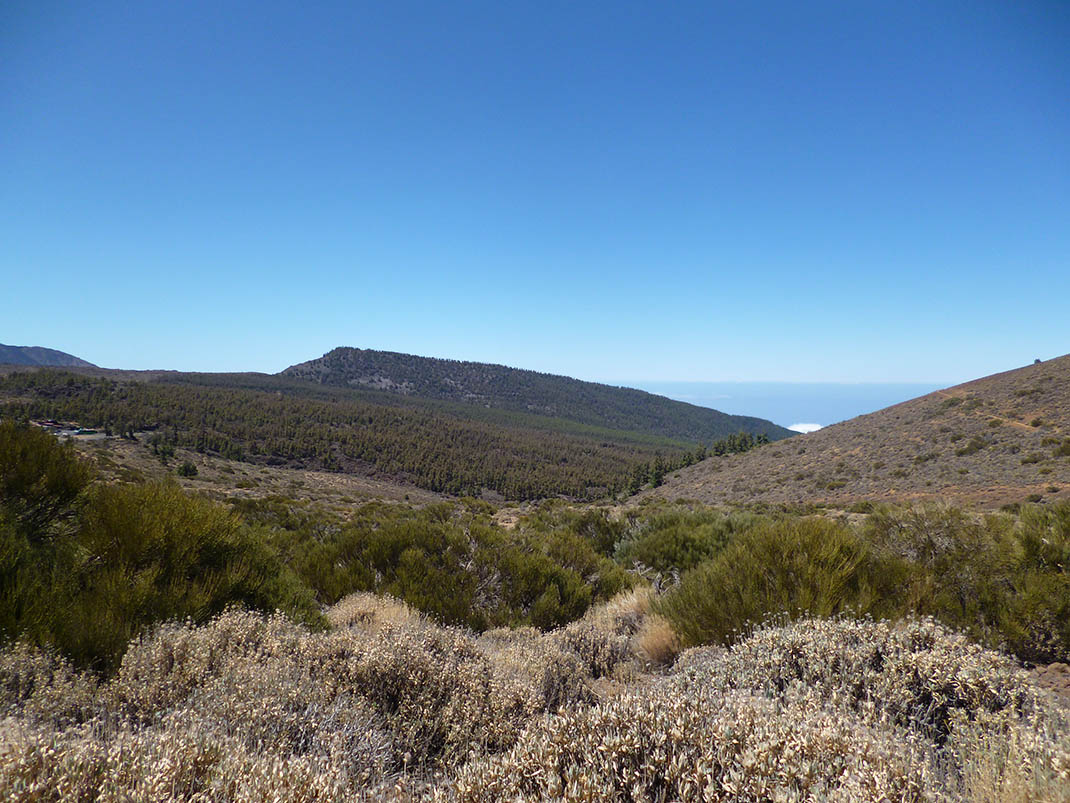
282, 347, 793, 443
0, 344, 96, 368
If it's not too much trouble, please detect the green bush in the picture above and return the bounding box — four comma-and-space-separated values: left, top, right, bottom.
511, 503, 628, 557
0, 422, 320, 672
0, 420, 90, 541
246, 498, 632, 632
955, 437, 987, 456
1003, 504, 1070, 662
1, 422, 92, 648
658, 518, 900, 647
175, 460, 198, 477
864, 503, 1070, 663
613, 507, 763, 574
59, 483, 320, 670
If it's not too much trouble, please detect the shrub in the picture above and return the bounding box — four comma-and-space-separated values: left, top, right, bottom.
552, 621, 629, 680
657, 518, 901, 647
1001, 504, 1070, 662
679, 617, 1038, 741
449, 677, 938, 801
3, 610, 1068, 802
0, 423, 92, 647
0, 420, 90, 541
175, 460, 198, 477
613, 507, 762, 574
518, 505, 626, 557
956, 436, 987, 456
109, 601, 609, 778
0, 642, 99, 727
266, 500, 631, 633
56, 482, 320, 671
1, 423, 323, 671
665, 618, 1070, 802
865, 504, 1070, 664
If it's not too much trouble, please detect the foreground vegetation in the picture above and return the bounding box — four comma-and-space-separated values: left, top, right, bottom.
3, 419, 1070, 799
0, 421, 641, 671
2, 600, 1067, 801
4, 418, 1070, 671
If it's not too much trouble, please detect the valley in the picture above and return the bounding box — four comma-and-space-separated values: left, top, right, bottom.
2, 350, 1069, 801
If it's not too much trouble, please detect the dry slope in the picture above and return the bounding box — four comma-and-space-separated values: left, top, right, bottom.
649, 355, 1070, 509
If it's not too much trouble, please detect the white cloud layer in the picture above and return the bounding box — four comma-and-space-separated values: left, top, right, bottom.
788, 423, 823, 434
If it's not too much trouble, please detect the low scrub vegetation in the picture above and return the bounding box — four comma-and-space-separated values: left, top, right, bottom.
0, 422, 633, 669
657, 504, 1070, 664
658, 517, 902, 646
2, 605, 1066, 801
454, 619, 1070, 801
4, 419, 1070, 799
0, 422, 321, 671
5, 417, 1070, 670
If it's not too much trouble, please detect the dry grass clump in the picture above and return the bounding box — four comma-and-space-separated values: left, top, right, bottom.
949, 706, 1070, 803
633, 613, 681, 666
326, 591, 420, 631
551, 587, 680, 678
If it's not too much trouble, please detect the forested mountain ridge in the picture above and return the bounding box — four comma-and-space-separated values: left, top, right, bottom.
282, 347, 793, 443
0, 369, 708, 500
0, 343, 95, 367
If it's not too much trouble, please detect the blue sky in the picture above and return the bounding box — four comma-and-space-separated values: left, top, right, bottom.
2, 1, 1067, 382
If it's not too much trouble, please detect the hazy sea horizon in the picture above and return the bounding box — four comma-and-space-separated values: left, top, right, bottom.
622, 381, 949, 431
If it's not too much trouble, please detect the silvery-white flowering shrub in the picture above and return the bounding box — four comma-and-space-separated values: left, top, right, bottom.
0, 642, 100, 727
443, 684, 940, 802
2, 594, 1067, 801
441, 617, 1070, 803
110, 608, 307, 717
680, 617, 1070, 800
674, 617, 1046, 742
0, 593, 654, 800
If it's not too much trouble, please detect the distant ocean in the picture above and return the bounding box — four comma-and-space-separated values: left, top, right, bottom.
624, 382, 948, 432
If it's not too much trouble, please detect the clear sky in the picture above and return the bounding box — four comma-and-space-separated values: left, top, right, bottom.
2, 1, 1067, 382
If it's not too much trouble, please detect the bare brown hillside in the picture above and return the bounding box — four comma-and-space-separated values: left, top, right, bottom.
649, 355, 1070, 509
